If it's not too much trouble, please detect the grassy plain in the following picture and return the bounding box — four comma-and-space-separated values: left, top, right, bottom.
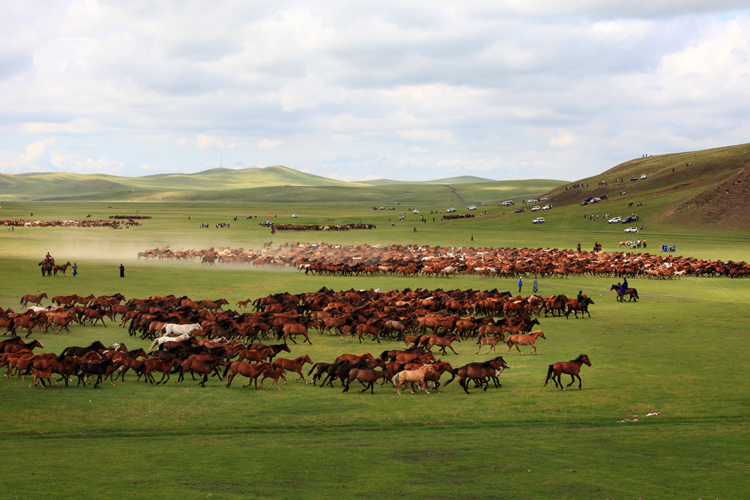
0, 199, 748, 499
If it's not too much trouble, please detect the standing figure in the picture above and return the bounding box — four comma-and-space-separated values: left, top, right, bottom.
518, 276, 523, 294
72, 263, 78, 277
119, 264, 125, 278
533, 277, 538, 294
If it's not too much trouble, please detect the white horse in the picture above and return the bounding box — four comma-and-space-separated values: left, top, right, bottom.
148, 332, 192, 352
161, 322, 203, 337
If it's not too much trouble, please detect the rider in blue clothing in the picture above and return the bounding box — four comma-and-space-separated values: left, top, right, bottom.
620, 278, 628, 294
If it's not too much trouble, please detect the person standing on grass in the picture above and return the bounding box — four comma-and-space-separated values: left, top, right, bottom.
119, 264, 125, 278
518, 276, 522, 294
72, 263, 78, 277
533, 277, 538, 294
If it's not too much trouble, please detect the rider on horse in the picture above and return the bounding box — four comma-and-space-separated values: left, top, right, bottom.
620, 278, 628, 294
44, 252, 54, 266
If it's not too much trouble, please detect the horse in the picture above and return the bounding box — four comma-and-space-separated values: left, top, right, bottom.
148, 333, 192, 352
392, 364, 435, 395
446, 357, 510, 394
282, 322, 312, 344
162, 323, 203, 336
53, 262, 72, 276
224, 361, 274, 388
272, 355, 313, 383
476, 335, 505, 355
506, 330, 546, 355
344, 368, 389, 393
544, 354, 592, 390
422, 334, 461, 355
565, 297, 595, 318
38, 260, 54, 277
180, 354, 225, 387
609, 284, 640, 302
20, 292, 48, 307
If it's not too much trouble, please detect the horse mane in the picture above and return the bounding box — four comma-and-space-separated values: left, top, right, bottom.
572, 353, 588, 362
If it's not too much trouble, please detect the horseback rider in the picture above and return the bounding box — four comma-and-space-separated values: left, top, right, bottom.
577, 290, 584, 303
620, 278, 628, 294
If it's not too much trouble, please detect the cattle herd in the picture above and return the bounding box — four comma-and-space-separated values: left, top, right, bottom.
1, 286, 592, 393
138, 242, 750, 278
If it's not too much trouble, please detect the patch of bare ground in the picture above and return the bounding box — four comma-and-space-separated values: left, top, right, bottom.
668, 165, 750, 228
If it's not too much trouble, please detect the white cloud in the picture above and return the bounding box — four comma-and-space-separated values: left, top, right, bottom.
1, 3, 749, 181
258, 138, 283, 149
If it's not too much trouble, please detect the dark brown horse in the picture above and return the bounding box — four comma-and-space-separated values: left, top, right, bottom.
544, 354, 592, 390
344, 368, 389, 393
610, 284, 640, 302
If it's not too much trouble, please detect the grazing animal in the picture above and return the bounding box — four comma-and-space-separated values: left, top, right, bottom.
544, 354, 592, 390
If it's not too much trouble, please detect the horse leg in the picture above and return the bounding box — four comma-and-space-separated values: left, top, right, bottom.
448, 345, 458, 355
575, 373, 582, 389
199, 373, 208, 387
460, 378, 470, 395
531, 342, 538, 355
515, 342, 523, 355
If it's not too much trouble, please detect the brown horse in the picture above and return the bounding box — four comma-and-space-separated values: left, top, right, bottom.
544, 354, 592, 390
506, 330, 546, 355
53, 262, 72, 276
344, 368, 389, 393
224, 361, 273, 388
272, 355, 313, 383
282, 322, 312, 344
565, 297, 595, 318
423, 334, 461, 355
20, 292, 47, 307
476, 335, 505, 354
609, 284, 640, 302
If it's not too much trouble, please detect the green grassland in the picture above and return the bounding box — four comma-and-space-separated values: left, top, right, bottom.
1, 146, 749, 499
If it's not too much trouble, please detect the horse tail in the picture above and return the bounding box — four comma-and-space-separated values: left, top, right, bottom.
307, 362, 322, 376
391, 373, 400, 387
444, 368, 458, 386
222, 362, 233, 379
633, 289, 639, 299
57, 348, 70, 361
543, 364, 554, 386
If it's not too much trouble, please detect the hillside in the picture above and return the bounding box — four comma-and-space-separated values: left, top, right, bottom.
541, 143, 750, 229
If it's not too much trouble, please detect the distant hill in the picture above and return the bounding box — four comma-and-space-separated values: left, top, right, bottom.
0, 165, 564, 206
540, 143, 750, 230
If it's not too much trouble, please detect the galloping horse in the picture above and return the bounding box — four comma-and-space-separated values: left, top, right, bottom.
148, 332, 192, 352
544, 354, 592, 390
506, 330, 546, 355
162, 323, 203, 336
565, 297, 595, 318
610, 284, 640, 302
20, 292, 47, 307
392, 364, 435, 395
272, 355, 313, 383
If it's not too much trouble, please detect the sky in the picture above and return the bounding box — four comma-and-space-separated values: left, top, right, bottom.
1, 1, 749, 182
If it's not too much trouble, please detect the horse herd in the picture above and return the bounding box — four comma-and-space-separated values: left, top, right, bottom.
137, 242, 750, 278
1, 288, 593, 393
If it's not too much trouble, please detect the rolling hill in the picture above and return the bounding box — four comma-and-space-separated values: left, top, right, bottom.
2, 143, 749, 229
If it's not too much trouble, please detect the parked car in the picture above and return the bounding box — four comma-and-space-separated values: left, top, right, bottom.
630, 176, 638, 181
446, 208, 456, 213
412, 209, 419, 214
500, 200, 514, 206
641, 174, 647, 179
292, 214, 298, 218
624, 226, 639, 232
533, 217, 545, 224
621, 216, 634, 223
608, 216, 621, 223
542, 204, 552, 210
531, 206, 541, 212
468, 205, 478, 210
527, 199, 538, 203
514, 208, 526, 214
